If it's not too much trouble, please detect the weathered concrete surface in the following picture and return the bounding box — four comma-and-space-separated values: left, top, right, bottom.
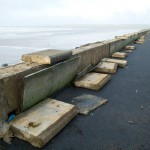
121, 34, 132, 47
0, 63, 47, 119
135, 40, 144, 44
124, 34, 135, 44
125, 50, 133, 53
73, 43, 109, 73
125, 46, 136, 50
74, 72, 111, 90
115, 39, 124, 52
11, 98, 78, 148
136, 37, 145, 43
140, 36, 145, 39
102, 58, 127, 67
0, 80, 6, 120
22, 49, 72, 65
124, 34, 132, 37
112, 52, 128, 58
115, 36, 128, 40
133, 32, 139, 40
103, 38, 129, 54
71, 94, 108, 115
95, 62, 118, 74
21, 57, 79, 111
102, 39, 118, 55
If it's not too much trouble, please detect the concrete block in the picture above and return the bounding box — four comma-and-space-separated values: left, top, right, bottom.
121, 39, 128, 47
74, 72, 111, 90
115, 36, 128, 40
11, 98, 78, 148
112, 52, 128, 58
134, 33, 138, 40
140, 36, 145, 39
125, 46, 135, 50
102, 58, 127, 68
109, 41, 116, 54
73, 43, 110, 73
122, 34, 132, 46
21, 57, 79, 111
22, 49, 72, 65
134, 40, 144, 44
72, 94, 108, 115
0, 63, 47, 118
102, 39, 117, 54
125, 50, 133, 53
73, 48, 92, 73
0, 80, 7, 120
115, 39, 124, 51
91, 44, 110, 65
124, 34, 132, 37
95, 62, 118, 74
138, 39, 145, 43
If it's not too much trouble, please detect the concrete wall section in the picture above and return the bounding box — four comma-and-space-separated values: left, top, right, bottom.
0, 79, 6, 120
115, 39, 123, 52
73, 49, 93, 73
21, 57, 79, 111
73, 43, 109, 73
0, 63, 47, 117
91, 43, 109, 65
103, 39, 117, 55
122, 39, 128, 48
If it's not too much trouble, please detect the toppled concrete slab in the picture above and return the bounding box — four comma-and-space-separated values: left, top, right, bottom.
134, 40, 144, 44
22, 49, 72, 65
125, 50, 133, 53
112, 52, 128, 58
102, 58, 127, 68
134, 37, 145, 44
74, 72, 111, 90
115, 36, 128, 40
140, 36, 145, 39
72, 43, 109, 73
125, 46, 136, 50
95, 62, 118, 74
124, 34, 132, 37
21, 57, 79, 111
72, 94, 108, 115
11, 99, 78, 148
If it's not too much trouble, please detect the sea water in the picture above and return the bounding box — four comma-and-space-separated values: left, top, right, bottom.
0, 25, 148, 66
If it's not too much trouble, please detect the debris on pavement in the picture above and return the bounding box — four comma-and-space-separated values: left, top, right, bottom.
7, 114, 15, 123
71, 94, 108, 115
0, 121, 13, 144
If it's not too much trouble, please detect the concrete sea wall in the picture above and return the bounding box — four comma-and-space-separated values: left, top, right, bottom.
21, 57, 79, 111
0, 29, 149, 119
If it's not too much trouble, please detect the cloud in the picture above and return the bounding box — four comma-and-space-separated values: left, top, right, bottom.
0, 0, 150, 26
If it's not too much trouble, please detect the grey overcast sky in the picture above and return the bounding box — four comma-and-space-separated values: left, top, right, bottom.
0, 0, 150, 26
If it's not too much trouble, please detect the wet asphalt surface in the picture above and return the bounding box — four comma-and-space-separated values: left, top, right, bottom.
1, 35, 150, 150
